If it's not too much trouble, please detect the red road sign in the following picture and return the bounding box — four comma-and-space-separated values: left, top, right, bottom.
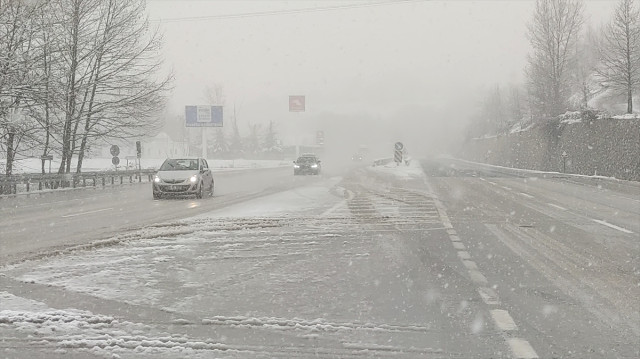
289, 96, 305, 112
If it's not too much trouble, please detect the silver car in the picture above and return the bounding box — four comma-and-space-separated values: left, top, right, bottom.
152, 158, 214, 199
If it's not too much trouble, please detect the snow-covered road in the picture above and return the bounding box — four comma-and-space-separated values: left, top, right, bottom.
1, 159, 638, 358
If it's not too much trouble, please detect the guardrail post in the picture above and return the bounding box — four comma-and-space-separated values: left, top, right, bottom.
120, 176, 123, 184
129, 175, 133, 183
102, 177, 105, 187
26, 181, 30, 192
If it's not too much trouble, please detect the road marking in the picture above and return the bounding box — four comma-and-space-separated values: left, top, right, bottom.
449, 235, 461, 242
490, 309, 518, 331
592, 219, 634, 234
469, 270, 488, 284
478, 287, 501, 305
462, 260, 478, 270
446, 229, 457, 236
488, 181, 497, 185
457, 251, 471, 260
547, 203, 567, 211
452, 242, 466, 250
507, 338, 539, 358
519, 192, 534, 199
61, 208, 113, 218
501, 186, 512, 191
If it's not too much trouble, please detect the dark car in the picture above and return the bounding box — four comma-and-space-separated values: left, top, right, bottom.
293, 155, 321, 175
152, 157, 214, 199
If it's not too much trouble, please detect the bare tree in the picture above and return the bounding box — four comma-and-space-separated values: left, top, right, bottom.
526, 0, 584, 118
0, 0, 44, 175
596, 0, 640, 114
74, 0, 172, 173
572, 25, 601, 109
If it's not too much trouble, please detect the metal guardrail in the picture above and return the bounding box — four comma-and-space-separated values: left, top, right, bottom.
0, 169, 157, 195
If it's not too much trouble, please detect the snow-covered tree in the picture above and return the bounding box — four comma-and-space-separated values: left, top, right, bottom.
596, 0, 640, 114
526, 0, 584, 118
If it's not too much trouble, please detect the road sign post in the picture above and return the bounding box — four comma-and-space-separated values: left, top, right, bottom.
394, 142, 404, 166
185, 105, 223, 159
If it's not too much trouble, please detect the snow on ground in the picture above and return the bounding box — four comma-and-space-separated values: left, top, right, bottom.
0, 291, 237, 358
0, 173, 443, 357
3, 157, 290, 174
612, 113, 640, 120
367, 159, 426, 181
198, 177, 344, 218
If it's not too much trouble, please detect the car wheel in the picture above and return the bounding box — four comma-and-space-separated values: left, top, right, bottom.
209, 180, 214, 197
196, 183, 203, 199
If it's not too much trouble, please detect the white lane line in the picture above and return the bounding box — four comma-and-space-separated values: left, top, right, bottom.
547, 203, 567, 211
446, 229, 457, 236
61, 208, 113, 218
488, 181, 497, 185
462, 260, 478, 270
478, 287, 501, 305
449, 235, 461, 242
452, 242, 466, 250
490, 309, 518, 331
501, 186, 512, 191
592, 219, 634, 234
519, 192, 534, 199
457, 251, 471, 260
507, 338, 539, 358
469, 270, 488, 284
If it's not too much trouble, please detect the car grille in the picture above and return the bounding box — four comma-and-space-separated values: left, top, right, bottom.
158, 184, 190, 192
163, 179, 184, 184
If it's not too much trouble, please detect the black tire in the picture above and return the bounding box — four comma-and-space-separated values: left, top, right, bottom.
153, 192, 161, 200
196, 183, 203, 199
209, 180, 214, 197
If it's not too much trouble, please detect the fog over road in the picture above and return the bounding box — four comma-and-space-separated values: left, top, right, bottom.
1, 159, 638, 358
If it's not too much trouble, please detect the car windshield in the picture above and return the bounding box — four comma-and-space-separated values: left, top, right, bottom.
2, 1, 638, 358
296, 157, 317, 163
159, 159, 198, 171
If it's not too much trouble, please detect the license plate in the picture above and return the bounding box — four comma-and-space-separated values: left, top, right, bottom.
171, 185, 177, 190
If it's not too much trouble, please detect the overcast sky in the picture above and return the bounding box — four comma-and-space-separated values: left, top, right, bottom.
146, 0, 615, 151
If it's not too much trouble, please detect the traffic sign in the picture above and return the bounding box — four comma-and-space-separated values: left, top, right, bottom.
185, 105, 223, 127
394, 150, 403, 164
289, 95, 305, 112
112, 156, 120, 166
110, 145, 120, 157
395, 142, 404, 151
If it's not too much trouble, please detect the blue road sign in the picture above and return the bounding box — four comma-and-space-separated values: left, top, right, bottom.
185, 106, 223, 127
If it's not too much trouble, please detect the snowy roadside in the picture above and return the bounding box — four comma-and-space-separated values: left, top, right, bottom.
441, 155, 640, 185
366, 159, 426, 181
2, 158, 291, 174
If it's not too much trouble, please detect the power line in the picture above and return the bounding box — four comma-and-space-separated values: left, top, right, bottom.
149, 0, 425, 23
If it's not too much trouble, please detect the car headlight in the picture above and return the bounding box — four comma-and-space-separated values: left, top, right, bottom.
190, 175, 198, 183
154, 175, 161, 183
311, 164, 318, 168
294, 165, 300, 168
